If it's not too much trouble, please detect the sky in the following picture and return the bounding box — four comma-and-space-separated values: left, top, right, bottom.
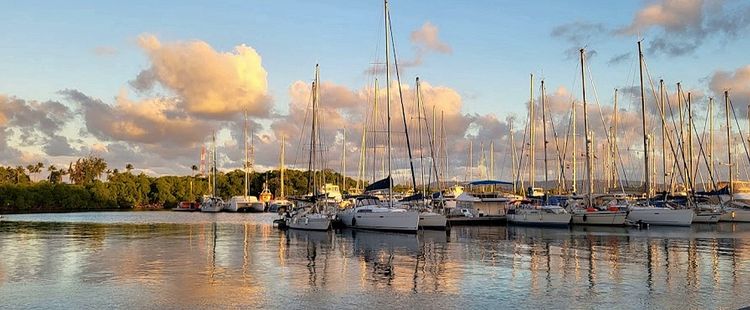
2, 0, 750, 187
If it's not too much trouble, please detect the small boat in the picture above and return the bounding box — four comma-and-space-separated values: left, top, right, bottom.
224, 195, 258, 212
284, 207, 331, 231
268, 199, 293, 214
626, 205, 694, 226
567, 196, 627, 226
338, 196, 420, 233
172, 201, 200, 212
200, 196, 224, 213
259, 183, 273, 204
507, 203, 571, 226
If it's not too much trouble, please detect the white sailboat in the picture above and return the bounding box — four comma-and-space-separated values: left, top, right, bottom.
200, 133, 223, 212
225, 111, 259, 212
339, 0, 421, 233
507, 203, 571, 226
269, 135, 294, 213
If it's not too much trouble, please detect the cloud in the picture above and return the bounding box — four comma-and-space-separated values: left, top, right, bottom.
709, 64, 750, 118
617, 0, 750, 56
0, 94, 76, 159
607, 52, 631, 65
367, 21, 452, 74
131, 34, 271, 119
550, 21, 607, 59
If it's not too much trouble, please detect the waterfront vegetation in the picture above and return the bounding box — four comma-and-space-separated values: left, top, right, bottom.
0, 156, 360, 213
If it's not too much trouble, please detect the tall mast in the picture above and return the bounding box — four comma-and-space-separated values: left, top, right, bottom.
468, 140, 473, 181
638, 41, 651, 198
490, 141, 495, 180
725, 91, 733, 198
660, 80, 666, 192
441, 111, 447, 187
542, 79, 549, 187
212, 132, 217, 197
529, 73, 535, 189
342, 128, 346, 192
416, 77, 425, 195
678, 83, 686, 188
687, 92, 694, 191
612, 88, 618, 190
572, 93, 577, 194
580, 49, 594, 206
244, 110, 248, 197
280, 135, 285, 198
358, 115, 367, 192
709, 97, 714, 190
371, 78, 378, 183
384, 0, 393, 206
510, 118, 517, 193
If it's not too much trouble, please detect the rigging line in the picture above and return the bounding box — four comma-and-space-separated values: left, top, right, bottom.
515, 110, 530, 191
293, 79, 315, 171
728, 98, 750, 175
585, 61, 628, 193
387, 11, 418, 192
691, 97, 717, 190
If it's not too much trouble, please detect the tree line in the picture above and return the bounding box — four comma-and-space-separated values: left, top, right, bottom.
0, 156, 363, 213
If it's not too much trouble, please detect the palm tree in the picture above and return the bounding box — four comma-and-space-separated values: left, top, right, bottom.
47, 165, 58, 182
126, 163, 134, 173
191, 165, 199, 176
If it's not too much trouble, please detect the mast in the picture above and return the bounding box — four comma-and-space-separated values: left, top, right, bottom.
529, 74, 535, 189
580, 49, 594, 206
212, 132, 217, 197
384, 0, 393, 206
660, 80, 666, 193
244, 110, 249, 197
637, 41, 651, 198
416, 77, 426, 195
725, 91, 733, 198
490, 141, 495, 180
342, 128, 346, 192
572, 92, 577, 194
709, 97, 714, 190
542, 80, 549, 187
280, 136, 285, 198
687, 92, 694, 192
678, 83, 686, 188
371, 78, 378, 183
510, 118, 517, 193
441, 111, 447, 187
468, 140, 473, 181
612, 88, 618, 190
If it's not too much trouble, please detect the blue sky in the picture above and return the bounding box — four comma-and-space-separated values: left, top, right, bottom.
2, 0, 750, 181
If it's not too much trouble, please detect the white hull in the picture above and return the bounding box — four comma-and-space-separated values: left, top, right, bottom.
247, 202, 266, 213
508, 213, 571, 226
693, 212, 721, 223
571, 211, 627, 225
224, 196, 258, 212
200, 205, 222, 212
626, 208, 693, 226
719, 208, 750, 222
340, 210, 419, 232
286, 215, 331, 231
419, 212, 447, 229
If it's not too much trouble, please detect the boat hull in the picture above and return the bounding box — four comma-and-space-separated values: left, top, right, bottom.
571, 211, 627, 225
200, 206, 222, 213
419, 212, 448, 229
693, 212, 721, 223
719, 209, 750, 222
286, 216, 331, 231
340, 210, 419, 232
247, 203, 266, 213
507, 213, 571, 226
626, 208, 693, 226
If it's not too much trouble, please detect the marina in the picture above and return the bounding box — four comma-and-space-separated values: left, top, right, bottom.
1, 211, 749, 309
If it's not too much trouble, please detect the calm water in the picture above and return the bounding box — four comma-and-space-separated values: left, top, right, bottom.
1, 212, 749, 309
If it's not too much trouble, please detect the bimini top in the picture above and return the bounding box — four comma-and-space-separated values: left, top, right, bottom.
467, 180, 514, 186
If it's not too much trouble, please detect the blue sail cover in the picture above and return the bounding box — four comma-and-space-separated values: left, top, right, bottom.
467, 180, 513, 186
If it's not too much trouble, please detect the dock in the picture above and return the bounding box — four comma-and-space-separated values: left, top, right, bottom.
447, 215, 506, 226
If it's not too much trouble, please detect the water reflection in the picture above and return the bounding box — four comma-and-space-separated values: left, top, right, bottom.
1, 213, 749, 309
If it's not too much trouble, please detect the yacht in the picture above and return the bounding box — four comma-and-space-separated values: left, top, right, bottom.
567, 196, 627, 226
284, 206, 331, 231
247, 201, 266, 213
506, 202, 571, 226
626, 204, 694, 226
720, 201, 750, 222
339, 196, 420, 233
693, 203, 722, 223
268, 199, 293, 214
200, 196, 224, 213
224, 195, 259, 212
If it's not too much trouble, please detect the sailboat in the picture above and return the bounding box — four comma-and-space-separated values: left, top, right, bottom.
625, 41, 693, 226
200, 133, 224, 212
285, 64, 332, 231
225, 111, 259, 212
507, 74, 571, 226
567, 48, 626, 226
269, 135, 293, 214
339, 0, 419, 232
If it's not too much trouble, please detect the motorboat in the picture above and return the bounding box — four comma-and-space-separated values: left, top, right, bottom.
626, 204, 694, 226
338, 196, 420, 233
284, 207, 331, 231
199, 196, 224, 213
224, 195, 258, 212
172, 201, 200, 212
507, 203, 571, 226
